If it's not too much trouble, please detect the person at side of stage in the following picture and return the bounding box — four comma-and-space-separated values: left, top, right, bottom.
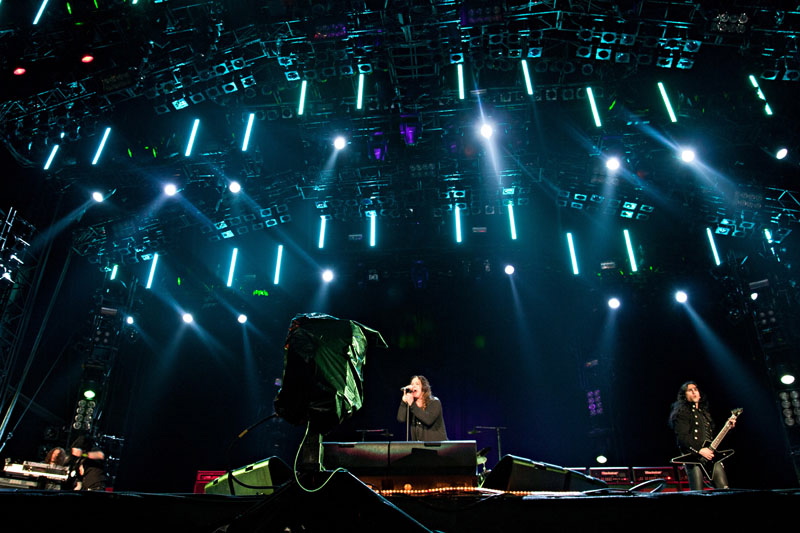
44, 446, 67, 466
67, 435, 107, 491
397, 375, 448, 441
668, 380, 731, 490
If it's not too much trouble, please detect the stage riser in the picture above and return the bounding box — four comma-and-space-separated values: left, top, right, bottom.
322, 440, 478, 490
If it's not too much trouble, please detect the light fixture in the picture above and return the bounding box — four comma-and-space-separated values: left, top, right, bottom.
608, 297, 621, 309
333, 136, 346, 150
675, 290, 688, 303
779, 371, 795, 385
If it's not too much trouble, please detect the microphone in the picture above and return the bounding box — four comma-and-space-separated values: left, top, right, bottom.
401, 387, 413, 393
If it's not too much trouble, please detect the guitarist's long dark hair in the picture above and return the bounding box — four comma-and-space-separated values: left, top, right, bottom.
668, 381, 711, 429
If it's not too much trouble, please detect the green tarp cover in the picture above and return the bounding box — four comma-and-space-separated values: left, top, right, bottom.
274, 313, 387, 434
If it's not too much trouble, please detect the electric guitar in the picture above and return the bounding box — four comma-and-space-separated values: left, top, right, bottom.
671, 407, 742, 480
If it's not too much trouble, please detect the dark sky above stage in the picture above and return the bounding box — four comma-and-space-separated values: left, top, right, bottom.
1, 1, 799, 492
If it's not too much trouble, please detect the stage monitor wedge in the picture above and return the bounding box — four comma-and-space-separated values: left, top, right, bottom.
483, 455, 607, 492
204, 456, 292, 495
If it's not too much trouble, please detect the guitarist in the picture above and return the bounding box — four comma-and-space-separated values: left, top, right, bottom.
668, 381, 733, 490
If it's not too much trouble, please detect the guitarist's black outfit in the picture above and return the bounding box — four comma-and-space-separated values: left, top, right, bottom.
671, 402, 730, 490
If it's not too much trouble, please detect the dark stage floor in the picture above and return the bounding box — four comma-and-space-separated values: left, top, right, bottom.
2, 475, 798, 533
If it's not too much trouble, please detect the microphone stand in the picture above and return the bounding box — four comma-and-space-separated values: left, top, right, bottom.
405, 403, 410, 441
473, 426, 507, 466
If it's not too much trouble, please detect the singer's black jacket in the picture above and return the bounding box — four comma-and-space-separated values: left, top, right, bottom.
397, 397, 448, 441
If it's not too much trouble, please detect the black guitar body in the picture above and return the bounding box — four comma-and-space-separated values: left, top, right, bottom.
671, 443, 735, 480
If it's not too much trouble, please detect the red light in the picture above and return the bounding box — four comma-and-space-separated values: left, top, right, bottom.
81, 55, 95, 64
13, 67, 26, 76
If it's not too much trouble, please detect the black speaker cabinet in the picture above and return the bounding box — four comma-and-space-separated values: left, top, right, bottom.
483, 455, 607, 492
204, 456, 292, 496
322, 440, 478, 490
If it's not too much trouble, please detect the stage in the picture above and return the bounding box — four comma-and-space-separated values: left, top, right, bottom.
1, 480, 797, 532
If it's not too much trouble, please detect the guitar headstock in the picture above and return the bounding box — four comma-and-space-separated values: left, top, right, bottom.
730, 408, 743, 418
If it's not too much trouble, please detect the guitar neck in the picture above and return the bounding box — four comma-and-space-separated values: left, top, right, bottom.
709, 415, 737, 450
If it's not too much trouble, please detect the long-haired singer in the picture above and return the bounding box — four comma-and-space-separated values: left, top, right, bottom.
397, 375, 448, 441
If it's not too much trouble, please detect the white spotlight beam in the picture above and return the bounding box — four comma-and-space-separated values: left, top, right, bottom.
91, 127, 112, 165
298, 80, 308, 116
657, 82, 678, 123
242, 113, 255, 151
43, 144, 59, 170
318, 216, 327, 249
273, 244, 284, 285
749, 75, 773, 116
623, 229, 638, 272
33, 0, 49, 25
567, 232, 579, 275
146, 253, 159, 289
185, 119, 200, 157
586, 87, 602, 127
226, 247, 238, 287
368, 211, 376, 247
507, 203, 517, 240
455, 205, 463, 243
457, 64, 465, 100
706, 227, 722, 266
356, 73, 365, 110
520, 60, 533, 95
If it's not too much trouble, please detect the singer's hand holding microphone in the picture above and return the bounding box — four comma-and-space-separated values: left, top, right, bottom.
401, 386, 414, 405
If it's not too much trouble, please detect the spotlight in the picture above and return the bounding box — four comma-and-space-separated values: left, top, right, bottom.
775, 148, 788, 160
237, 314, 248, 324
680, 149, 696, 162
480, 123, 494, 139
81, 54, 95, 64
780, 372, 796, 385
675, 290, 688, 303
229, 181, 242, 193
595, 454, 608, 464
164, 183, 178, 196
333, 136, 346, 150
504, 265, 515, 275
13, 67, 26, 76
322, 269, 334, 282
606, 157, 621, 170
125, 316, 135, 325
91, 191, 105, 202
608, 297, 621, 309
182, 313, 194, 323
